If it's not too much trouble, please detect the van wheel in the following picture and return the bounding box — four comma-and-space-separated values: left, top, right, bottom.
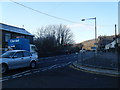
2, 64, 8, 74
30, 61, 36, 69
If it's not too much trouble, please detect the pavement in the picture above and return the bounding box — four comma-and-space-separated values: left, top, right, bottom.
72, 61, 120, 77
72, 52, 120, 77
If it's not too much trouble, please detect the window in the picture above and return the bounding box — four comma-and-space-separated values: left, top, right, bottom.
1, 51, 15, 58
5, 33, 11, 42
31, 46, 37, 51
23, 51, 31, 57
14, 52, 23, 58
16, 36, 25, 38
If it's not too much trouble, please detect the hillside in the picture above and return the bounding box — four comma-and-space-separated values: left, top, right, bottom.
81, 39, 96, 50
76, 35, 117, 50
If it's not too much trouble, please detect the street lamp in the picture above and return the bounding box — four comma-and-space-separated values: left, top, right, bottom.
81, 17, 97, 54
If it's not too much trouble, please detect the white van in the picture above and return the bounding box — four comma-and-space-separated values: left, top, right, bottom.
30, 44, 38, 58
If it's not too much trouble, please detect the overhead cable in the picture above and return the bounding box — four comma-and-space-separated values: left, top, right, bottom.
10, 0, 80, 24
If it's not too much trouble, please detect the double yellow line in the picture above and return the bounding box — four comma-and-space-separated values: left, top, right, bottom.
69, 65, 119, 77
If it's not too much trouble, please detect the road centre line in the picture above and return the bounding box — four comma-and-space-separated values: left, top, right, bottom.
54, 59, 58, 61
12, 75, 23, 79
2, 76, 11, 80
58, 65, 62, 68
12, 70, 31, 76
1, 70, 32, 81
41, 69, 47, 71
48, 64, 57, 69
1, 62, 72, 82
23, 72, 32, 76
33, 70, 40, 73
39, 54, 77, 64
1, 78, 9, 82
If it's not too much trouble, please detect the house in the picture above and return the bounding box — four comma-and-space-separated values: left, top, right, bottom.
97, 35, 114, 50
105, 36, 120, 50
105, 40, 116, 50
0, 23, 34, 49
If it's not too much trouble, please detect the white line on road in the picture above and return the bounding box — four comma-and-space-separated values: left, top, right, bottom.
12, 75, 23, 79
2, 76, 11, 80
2, 61, 73, 82
54, 59, 58, 61
23, 72, 32, 76
48, 64, 57, 69
33, 70, 40, 73
12, 70, 31, 76
1, 78, 9, 82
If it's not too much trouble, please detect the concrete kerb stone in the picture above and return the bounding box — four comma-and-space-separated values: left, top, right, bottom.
72, 61, 120, 77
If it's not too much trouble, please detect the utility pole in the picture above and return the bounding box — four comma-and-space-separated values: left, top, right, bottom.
115, 24, 120, 71
115, 24, 117, 54
81, 17, 97, 55
94, 17, 97, 55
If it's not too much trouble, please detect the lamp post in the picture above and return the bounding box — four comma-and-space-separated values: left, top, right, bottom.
115, 24, 120, 71
81, 17, 97, 55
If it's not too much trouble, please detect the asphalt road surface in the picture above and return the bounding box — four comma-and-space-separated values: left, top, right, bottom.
1, 53, 119, 88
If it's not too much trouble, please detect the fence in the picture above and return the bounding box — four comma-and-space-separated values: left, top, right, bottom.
78, 50, 120, 71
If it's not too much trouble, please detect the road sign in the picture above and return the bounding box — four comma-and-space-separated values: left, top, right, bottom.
94, 43, 98, 45
91, 47, 96, 50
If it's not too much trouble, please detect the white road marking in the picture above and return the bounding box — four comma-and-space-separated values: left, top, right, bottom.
58, 66, 62, 68
2, 76, 11, 80
54, 59, 58, 61
23, 72, 32, 76
49, 65, 57, 69
12, 70, 31, 76
68, 62, 71, 64
1, 61, 73, 82
33, 70, 40, 73
1, 78, 9, 82
12, 75, 23, 79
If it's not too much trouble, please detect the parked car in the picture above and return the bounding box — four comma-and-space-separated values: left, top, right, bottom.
0, 50, 38, 73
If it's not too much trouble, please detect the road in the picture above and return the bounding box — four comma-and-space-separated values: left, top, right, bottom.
2, 52, 119, 88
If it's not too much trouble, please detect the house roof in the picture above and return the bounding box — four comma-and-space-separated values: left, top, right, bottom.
0, 23, 34, 36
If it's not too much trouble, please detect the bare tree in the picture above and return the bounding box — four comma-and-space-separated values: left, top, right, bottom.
33, 24, 74, 56
54, 24, 74, 46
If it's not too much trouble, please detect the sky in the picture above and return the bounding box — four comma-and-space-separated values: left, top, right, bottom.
118, 1, 120, 33
0, 0, 119, 43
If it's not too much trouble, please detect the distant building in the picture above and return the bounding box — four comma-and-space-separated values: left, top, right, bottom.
105, 40, 116, 50
97, 35, 114, 50
105, 36, 120, 50
0, 23, 34, 48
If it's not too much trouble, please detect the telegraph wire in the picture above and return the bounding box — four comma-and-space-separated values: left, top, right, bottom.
10, 0, 80, 24
10, 0, 115, 28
